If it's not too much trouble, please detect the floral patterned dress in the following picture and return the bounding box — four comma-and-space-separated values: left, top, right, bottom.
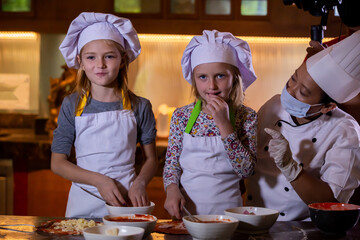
163, 102, 257, 190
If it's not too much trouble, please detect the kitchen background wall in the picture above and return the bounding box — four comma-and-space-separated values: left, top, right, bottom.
1, 33, 313, 118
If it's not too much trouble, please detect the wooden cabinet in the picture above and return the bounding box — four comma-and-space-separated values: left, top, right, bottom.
0, 0, 343, 37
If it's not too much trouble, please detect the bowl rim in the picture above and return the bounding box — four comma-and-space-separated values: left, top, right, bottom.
103, 213, 158, 223
105, 201, 155, 209
83, 225, 145, 236
224, 206, 280, 216
182, 214, 239, 224
308, 202, 360, 211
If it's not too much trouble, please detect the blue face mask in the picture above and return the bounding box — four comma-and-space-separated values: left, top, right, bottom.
280, 86, 323, 118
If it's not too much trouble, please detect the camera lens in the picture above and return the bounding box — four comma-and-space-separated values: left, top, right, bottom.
311, 25, 324, 43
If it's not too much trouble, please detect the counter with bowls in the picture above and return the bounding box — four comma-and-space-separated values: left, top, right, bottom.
0, 215, 359, 239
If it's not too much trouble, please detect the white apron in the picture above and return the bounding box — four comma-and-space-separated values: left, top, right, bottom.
66, 98, 137, 218
179, 101, 242, 215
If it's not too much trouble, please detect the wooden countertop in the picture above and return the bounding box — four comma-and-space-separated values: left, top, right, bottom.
0, 215, 359, 240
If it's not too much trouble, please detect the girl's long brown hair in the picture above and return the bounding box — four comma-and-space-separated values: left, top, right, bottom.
73, 40, 135, 114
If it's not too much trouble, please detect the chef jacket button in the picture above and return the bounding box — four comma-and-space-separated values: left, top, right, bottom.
280, 212, 285, 216
247, 195, 252, 201
277, 122, 282, 127
284, 187, 289, 192
312, 138, 317, 143
264, 146, 269, 151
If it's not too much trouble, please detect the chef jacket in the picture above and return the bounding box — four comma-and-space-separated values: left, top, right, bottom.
247, 95, 360, 221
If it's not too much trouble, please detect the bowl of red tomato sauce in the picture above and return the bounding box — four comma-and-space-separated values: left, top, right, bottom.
103, 214, 157, 238
308, 202, 360, 235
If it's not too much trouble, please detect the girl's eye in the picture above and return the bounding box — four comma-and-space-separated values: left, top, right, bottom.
198, 75, 206, 80
217, 74, 225, 79
105, 55, 115, 59
86, 56, 95, 60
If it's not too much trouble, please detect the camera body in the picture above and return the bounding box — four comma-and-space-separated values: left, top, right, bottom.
283, 0, 360, 42
283, 0, 360, 27
283, 0, 338, 17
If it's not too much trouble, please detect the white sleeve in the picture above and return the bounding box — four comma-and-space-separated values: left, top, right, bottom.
320, 123, 360, 203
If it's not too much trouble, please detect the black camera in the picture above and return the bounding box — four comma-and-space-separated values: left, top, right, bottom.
283, 0, 360, 42
283, 0, 338, 17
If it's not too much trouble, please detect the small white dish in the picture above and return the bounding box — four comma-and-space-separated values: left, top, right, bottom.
183, 215, 239, 240
83, 225, 144, 240
103, 214, 157, 238
106, 201, 155, 215
224, 206, 279, 234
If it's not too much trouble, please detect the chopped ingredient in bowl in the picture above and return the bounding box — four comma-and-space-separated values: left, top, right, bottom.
105, 228, 119, 236
243, 210, 256, 215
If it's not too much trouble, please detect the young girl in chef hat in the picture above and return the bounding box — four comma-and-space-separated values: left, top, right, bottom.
247, 30, 360, 221
51, 12, 158, 218
163, 30, 257, 218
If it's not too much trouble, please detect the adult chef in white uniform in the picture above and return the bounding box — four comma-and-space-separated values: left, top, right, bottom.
247, 30, 360, 221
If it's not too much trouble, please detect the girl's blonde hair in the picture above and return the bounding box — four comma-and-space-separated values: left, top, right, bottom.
73, 40, 135, 113
191, 65, 245, 109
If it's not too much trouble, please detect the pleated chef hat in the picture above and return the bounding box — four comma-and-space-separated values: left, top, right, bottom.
307, 30, 360, 103
59, 12, 141, 69
181, 30, 257, 90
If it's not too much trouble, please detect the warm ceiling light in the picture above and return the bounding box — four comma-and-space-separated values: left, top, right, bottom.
138, 34, 332, 44
0, 31, 38, 40
138, 34, 193, 42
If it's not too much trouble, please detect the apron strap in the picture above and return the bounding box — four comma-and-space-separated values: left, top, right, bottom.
185, 100, 202, 134
76, 91, 89, 117
75, 90, 131, 116
185, 100, 235, 134
121, 90, 131, 110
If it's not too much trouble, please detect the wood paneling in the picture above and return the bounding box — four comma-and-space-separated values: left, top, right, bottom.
27, 170, 71, 217
0, 0, 345, 38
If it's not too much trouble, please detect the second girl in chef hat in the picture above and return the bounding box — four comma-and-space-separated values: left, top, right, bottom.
247, 30, 360, 221
51, 12, 158, 218
163, 30, 257, 218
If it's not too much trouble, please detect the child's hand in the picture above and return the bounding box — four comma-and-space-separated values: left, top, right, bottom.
164, 184, 185, 220
205, 95, 230, 123
128, 179, 149, 207
205, 95, 234, 137
95, 174, 127, 207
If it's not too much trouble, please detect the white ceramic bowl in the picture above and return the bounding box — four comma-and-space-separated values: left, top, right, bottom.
106, 201, 155, 215
224, 206, 279, 234
83, 225, 144, 240
182, 215, 239, 240
103, 214, 157, 238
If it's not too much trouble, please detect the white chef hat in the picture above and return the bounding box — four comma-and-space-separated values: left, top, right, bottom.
307, 30, 360, 103
181, 30, 257, 90
59, 12, 141, 69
